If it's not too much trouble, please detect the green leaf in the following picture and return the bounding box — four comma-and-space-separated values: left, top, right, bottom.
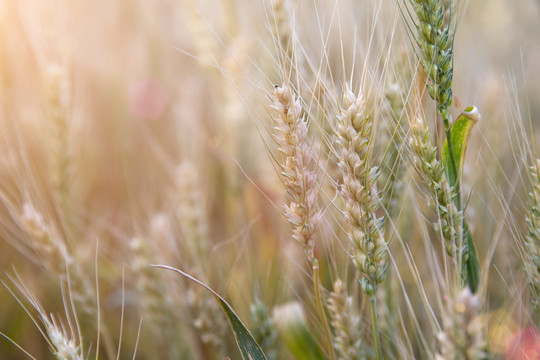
442, 106, 480, 187
272, 303, 327, 360
153, 265, 268, 360
442, 106, 481, 293
464, 221, 480, 293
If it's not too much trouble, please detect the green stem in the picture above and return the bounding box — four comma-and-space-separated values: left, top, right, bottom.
369, 295, 382, 360
312, 260, 336, 360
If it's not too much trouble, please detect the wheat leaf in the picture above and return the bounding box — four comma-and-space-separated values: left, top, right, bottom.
442, 106, 480, 187
442, 106, 481, 293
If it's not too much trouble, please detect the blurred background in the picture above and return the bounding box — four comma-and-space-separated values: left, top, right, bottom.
0, 0, 539, 359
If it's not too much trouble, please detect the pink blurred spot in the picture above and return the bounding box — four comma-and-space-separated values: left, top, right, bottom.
129, 78, 170, 120
506, 326, 540, 359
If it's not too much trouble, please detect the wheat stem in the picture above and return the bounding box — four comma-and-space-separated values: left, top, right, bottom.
313, 261, 336, 360
369, 295, 382, 360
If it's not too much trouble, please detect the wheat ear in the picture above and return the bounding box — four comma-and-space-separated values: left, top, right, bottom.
270, 84, 334, 360
407, 0, 466, 233
381, 80, 406, 217
46, 64, 72, 210
130, 237, 174, 332
410, 0, 455, 119
335, 86, 387, 360
4, 275, 84, 360
336, 87, 388, 296
176, 161, 209, 262
270, 84, 322, 264
327, 279, 365, 360
409, 116, 464, 262
524, 158, 540, 311
436, 288, 487, 360
20, 203, 96, 318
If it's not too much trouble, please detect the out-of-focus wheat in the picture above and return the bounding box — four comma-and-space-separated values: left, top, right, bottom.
4, 275, 84, 360
45, 64, 72, 210
524, 158, 540, 311
250, 300, 278, 360
130, 237, 174, 333
176, 161, 209, 262
0, 0, 539, 359
20, 203, 96, 318
327, 279, 365, 360
436, 288, 487, 360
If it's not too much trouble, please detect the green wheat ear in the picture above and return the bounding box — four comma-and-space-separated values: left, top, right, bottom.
404, 0, 458, 120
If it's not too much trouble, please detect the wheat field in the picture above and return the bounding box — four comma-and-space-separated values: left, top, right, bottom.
0, 0, 540, 359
